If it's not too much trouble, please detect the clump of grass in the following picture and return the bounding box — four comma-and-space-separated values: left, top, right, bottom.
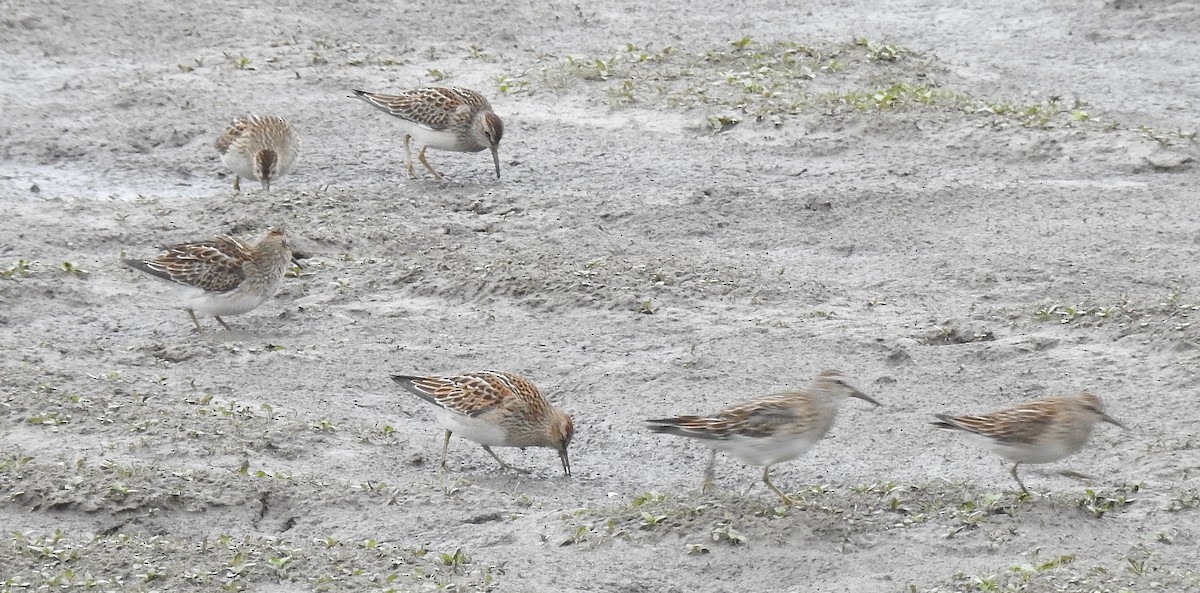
1075, 484, 1138, 518
1, 259, 33, 278
223, 52, 251, 70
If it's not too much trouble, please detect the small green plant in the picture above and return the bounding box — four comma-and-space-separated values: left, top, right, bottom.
1077, 485, 1138, 518
496, 75, 529, 93
729, 36, 755, 50
438, 548, 471, 573
224, 52, 250, 69
2, 259, 32, 278
1166, 489, 1200, 512
467, 45, 490, 60
710, 522, 747, 545
639, 511, 668, 529
707, 115, 739, 132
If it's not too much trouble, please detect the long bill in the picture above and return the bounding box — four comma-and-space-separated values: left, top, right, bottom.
851, 390, 881, 407
490, 144, 501, 179
1101, 412, 1125, 429
559, 449, 571, 476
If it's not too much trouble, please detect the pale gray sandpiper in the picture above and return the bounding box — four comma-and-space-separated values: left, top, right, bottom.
647, 369, 878, 505
933, 391, 1124, 494
122, 228, 294, 331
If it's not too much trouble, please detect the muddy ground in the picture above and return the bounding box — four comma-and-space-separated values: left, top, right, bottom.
2, 0, 1200, 591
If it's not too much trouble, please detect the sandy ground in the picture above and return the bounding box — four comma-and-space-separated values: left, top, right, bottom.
2, 0, 1200, 591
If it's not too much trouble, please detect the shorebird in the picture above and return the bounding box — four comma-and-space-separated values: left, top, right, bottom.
122, 228, 294, 331
350, 87, 503, 180
391, 370, 573, 475
646, 369, 878, 504
214, 115, 299, 191
933, 392, 1124, 494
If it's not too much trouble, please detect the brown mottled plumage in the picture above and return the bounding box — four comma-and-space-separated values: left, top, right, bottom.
933, 392, 1124, 494
122, 228, 293, 331
647, 369, 878, 504
215, 115, 299, 191
391, 371, 573, 475
351, 87, 503, 179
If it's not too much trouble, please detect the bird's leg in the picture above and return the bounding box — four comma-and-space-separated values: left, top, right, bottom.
233, 176, 241, 192
402, 135, 418, 179
762, 465, 794, 506
214, 316, 233, 331
187, 310, 205, 332
701, 449, 716, 494
417, 146, 444, 180
437, 429, 452, 472
1010, 463, 1031, 495
482, 445, 529, 473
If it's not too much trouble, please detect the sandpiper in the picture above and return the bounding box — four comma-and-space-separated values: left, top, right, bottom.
391, 370, 572, 475
122, 228, 294, 331
647, 369, 877, 504
351, 87, 503, 180
214, 115, 299, 191
933, 392, 1124, 494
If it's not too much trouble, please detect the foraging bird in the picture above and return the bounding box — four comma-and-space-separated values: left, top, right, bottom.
647, 369, 878, 505
122, 228, 294, 331
932, 392, 1124, 494
391, 371, 573, 475
351, 87, 503, 180
214, 115, 299, 191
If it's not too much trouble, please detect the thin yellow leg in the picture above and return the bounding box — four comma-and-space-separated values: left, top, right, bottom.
417, 146, 443, 180
233, 176, 241, 192
762, 466, 794, 506
1010, 463, 1031, 495
437, 430, 452, 472
482, 446, 529, 473
187, 309, 205, 332
403, 135, 418, 179
701, 449, 716, 494
214, 316, 232, 331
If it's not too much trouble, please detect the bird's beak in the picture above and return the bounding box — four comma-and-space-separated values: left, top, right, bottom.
261, 178, 271, 191
1101, 413, 1125, 429
559, 449, 571, 476
852, 389, 881, 407
490, 144, 501, 179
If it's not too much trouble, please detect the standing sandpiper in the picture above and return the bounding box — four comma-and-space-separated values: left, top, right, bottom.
391, 370, 573, 475
214, 115, 299, 191
351, 87, 503, 180
647, 369, 878, 505
122, 228, 294, 331
933, 392, 1124, 494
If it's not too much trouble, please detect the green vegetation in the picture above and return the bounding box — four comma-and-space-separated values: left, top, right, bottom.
495, 37, 1117, 130
1035, 291, 1197, 333
0, 530, 503, 592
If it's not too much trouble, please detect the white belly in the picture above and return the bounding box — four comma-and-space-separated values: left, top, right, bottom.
965, 432, 1086, 465
403, 124, 475, 152
711, 434, 822, 467
435, 410, 508, 446
221, 151, 259, 180
174, 285, 268, 316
